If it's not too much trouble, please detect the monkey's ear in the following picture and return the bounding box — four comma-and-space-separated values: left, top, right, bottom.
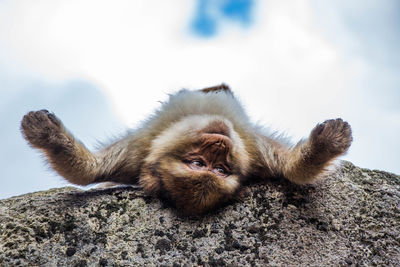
200, 84, 232, 94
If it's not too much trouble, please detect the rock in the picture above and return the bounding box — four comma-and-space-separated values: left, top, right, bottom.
0, 161, 399, 266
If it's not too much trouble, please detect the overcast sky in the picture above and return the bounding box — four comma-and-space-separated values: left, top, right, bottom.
1, 0, 399, 199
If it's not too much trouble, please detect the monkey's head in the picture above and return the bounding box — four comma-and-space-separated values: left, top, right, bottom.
141, 115, 251, 215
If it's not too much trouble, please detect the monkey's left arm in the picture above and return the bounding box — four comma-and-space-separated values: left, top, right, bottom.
256, 119, 352, 184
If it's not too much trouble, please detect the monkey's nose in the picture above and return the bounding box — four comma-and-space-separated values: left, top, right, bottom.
213, 140, 226, 148
200, 133, 232, 152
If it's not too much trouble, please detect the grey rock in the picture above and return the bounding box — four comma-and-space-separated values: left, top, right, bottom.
1, 161, 399, 266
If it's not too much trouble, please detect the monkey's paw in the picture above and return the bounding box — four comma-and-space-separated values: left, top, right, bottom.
21, 110, 67, 150
309, 118, 352, 159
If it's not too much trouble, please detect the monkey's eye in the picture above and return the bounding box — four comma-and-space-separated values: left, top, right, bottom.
214, 166, 229, 176
188, 159, 206, 169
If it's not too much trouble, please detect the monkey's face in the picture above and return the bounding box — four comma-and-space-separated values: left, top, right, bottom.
141, 115, 251, 215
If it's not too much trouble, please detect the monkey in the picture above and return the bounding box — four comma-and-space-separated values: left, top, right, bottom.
20, 84, 352, 215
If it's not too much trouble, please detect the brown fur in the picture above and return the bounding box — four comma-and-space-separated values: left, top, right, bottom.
201, 84, 231, 94
21, 85, 352, 215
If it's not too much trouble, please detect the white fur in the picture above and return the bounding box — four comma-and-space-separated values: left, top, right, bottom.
145, 114, 251, 174
142, 90, 253, 172
152, 89, 251, 129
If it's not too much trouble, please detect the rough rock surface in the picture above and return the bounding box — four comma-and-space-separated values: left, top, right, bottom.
1, 161, 399, 266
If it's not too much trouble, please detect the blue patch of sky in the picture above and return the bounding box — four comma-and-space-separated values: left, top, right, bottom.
339, 1, 400, 68
311, 0, 400, 111
0, 63, 123, 199
191, 0, 255, 37
312, 0, 400, 68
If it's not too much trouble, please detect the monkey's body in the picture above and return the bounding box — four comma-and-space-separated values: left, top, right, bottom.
21, 85, 352, 214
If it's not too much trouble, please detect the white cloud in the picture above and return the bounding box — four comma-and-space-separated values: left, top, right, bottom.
0, 1, 352, 126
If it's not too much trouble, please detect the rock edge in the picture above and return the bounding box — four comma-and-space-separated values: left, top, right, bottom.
1, 161, 399, 266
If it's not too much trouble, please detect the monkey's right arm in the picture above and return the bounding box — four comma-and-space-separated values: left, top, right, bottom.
21, 110, 140, 186
256, 119, 352, 184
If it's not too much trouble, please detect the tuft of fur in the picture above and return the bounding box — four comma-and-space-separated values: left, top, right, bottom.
21, 85, 352, 215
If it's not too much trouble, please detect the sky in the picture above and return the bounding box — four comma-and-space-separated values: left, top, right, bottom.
0, 0, 399, 199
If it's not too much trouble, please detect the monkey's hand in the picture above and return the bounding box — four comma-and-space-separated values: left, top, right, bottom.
282, 118, 352, 184
21, 110, 71, 152
21, 110, 101, 185
308, 118, 352, 164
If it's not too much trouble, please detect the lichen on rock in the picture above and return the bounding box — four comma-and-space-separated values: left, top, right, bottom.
0, 161, 399, 266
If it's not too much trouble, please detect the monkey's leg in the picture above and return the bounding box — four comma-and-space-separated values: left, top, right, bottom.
260, 119, 352, 184
282, 118, 352, 184
21, 110, 133, 185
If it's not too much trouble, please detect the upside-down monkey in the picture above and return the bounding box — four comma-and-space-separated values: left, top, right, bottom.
21, 84, 352, 215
